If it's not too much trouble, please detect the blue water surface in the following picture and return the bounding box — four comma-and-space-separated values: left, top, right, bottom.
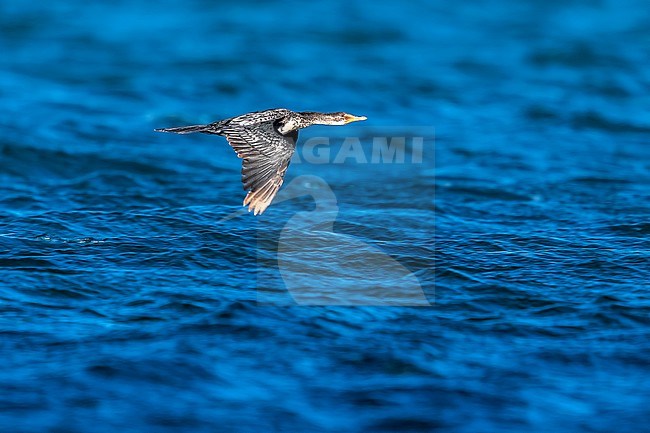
1, 0, 649, 432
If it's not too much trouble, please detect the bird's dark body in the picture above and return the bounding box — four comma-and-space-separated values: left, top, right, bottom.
156, 108, 365, 215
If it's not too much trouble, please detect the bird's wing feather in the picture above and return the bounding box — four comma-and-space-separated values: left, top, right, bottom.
220, 118, 296, 215
241, 155, 291, 215
229, 108, 292, 127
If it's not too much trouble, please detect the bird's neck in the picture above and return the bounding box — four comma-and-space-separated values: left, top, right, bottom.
278, 113, 313, 134
296, 112, 340, 127
278, 112, 340, 135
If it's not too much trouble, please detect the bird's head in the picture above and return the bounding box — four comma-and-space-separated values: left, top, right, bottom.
334, 112, 368, 125
300, 111, 367, 126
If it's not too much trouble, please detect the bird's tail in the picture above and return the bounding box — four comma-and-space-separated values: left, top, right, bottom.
155, 124, 213, 134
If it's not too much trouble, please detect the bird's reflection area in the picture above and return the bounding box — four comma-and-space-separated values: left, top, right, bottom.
254, 175, 430, 306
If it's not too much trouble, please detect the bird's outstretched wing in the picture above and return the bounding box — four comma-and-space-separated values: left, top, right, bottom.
221, 120, 297, 215
241, 153, 292, 215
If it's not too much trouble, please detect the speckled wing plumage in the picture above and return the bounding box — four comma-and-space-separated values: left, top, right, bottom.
219, 109, 297, 215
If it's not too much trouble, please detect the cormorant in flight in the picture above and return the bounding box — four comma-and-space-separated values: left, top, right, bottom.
156, 108, 366, 215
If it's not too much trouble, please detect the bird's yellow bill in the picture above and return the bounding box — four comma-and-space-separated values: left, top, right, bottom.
344, 114, 367, 124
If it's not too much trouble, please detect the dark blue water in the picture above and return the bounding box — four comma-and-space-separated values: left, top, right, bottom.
1, 1, 649, 431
